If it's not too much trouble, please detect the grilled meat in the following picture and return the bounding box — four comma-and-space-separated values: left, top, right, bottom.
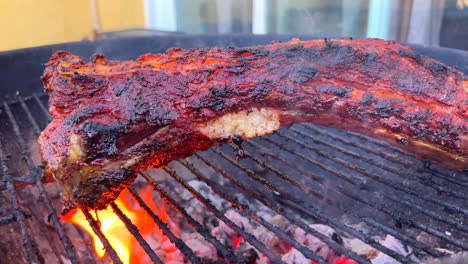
39, 38, 468, 209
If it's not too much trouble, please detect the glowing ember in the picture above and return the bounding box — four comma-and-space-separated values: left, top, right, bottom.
231, 236, 244, 250
333, 257, 359, 264
311, 257, 359, 264
61, 187, 178, 264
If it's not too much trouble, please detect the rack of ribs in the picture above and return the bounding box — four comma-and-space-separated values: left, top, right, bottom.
39, 38, 468, 210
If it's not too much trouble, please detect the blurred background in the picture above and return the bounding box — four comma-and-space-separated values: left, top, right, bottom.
0, 0, 467, 52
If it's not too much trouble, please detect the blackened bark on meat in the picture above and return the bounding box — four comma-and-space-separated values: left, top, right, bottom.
39, 38, 468, 209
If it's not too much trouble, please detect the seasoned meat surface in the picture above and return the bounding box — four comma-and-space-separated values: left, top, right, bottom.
39, 38, 468, 209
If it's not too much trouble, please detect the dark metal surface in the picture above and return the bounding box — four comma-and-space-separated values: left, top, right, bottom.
0, 139, 40, 263
0, 35, 467, 263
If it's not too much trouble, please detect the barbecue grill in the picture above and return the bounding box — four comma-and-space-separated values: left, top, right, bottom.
0, 35, 467, 264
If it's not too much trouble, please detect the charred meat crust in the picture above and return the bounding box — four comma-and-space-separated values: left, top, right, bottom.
39, 38, 468, 209
73, 168, 137, 209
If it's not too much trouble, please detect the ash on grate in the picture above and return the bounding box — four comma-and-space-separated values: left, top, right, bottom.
121, 170, 464, 264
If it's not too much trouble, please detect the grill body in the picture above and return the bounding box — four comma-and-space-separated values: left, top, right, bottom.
0, 35, 467, 264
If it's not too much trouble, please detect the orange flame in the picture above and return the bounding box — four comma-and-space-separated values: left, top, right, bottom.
62, 187, 178, 264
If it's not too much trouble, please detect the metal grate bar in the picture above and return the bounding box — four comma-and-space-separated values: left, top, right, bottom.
229, 142, 332, 203
178, 159, 331, 264
0, 209, 30, 226
254, 135, 467, 251
290, 126, 467, 199
213, 142, 460, 259
10, 99, 79, 263
0, 173, 37, 190
301, 124, 429, 172
193, 152, 272, 207
253, 136, 356, 185
268, 131, 468, 216
33, 94, 52, 122
383, 193, 468, 233
194, 152, 382, 264
398, 220, 468, 250
212, 146, 331, 205
281, 196, 444, 259
3, 103, 36, 170
3, 182, 40, 263
0, 140, 39, 263
82, 209, 124, 264
110, 202, 165, 264
430, 170, 468, 186
303, 124, 416, 165
243, 144, 443, 257
361, 217, 455, 255
256, 132, 464, 221
264, 139, 467, 250
208, 148, 287, 198
246, 137, 466, 233
300, 124, 468, 187
316, 124, 468, 181
161, 166, 287, 264
18, 97, 41, 134
245, 139, 468, 240
203, 148, 421, 262
138, 171, 241, 264
127, 187, 203, 264
0, 214, 16, 225
33, 179, 80, 262
302, 124, 468, 187
426, 172, 468, 188
273, 130, 468, 236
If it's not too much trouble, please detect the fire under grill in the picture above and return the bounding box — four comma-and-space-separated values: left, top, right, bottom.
0, 93, 467, 264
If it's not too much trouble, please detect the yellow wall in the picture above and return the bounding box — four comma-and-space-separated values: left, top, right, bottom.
0, 0, 145, 51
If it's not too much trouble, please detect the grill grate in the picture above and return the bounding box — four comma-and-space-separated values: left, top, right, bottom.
189, 151, 411, 263
0, 94, 467, 264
